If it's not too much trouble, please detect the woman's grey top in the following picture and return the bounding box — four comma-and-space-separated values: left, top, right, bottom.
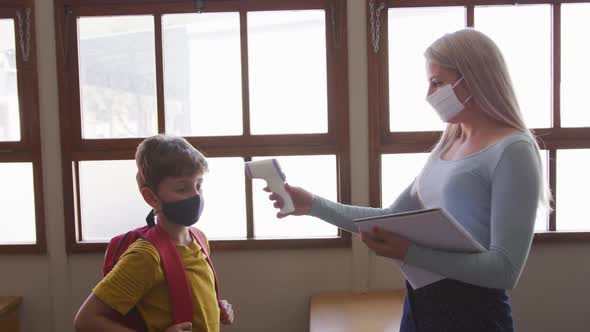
309, 132, 541, 290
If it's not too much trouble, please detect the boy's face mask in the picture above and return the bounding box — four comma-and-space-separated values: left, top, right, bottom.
159, 194, 204, 227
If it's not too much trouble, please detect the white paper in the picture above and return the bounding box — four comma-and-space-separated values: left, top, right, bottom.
356, 208, 486, 289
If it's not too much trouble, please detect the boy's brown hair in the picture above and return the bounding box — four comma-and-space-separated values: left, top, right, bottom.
135, 134, 208, 191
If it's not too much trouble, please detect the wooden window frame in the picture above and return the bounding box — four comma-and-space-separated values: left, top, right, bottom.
0, 0, 46, 254
366, 0, 590, 243
54, 0, 352, 253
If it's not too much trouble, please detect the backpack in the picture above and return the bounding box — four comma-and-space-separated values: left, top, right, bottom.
102, 219, 220, 331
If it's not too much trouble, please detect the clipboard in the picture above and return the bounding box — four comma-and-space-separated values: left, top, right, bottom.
354, 208, 486, 289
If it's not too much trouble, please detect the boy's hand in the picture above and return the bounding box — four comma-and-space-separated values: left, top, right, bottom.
165, 322, 192, 332
219, 299, 234, 325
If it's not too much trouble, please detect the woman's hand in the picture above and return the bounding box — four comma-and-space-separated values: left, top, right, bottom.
165, 322, 192, 332
361, 227, 412, 260
219, 299, 234, 325
264, 183, 314, 218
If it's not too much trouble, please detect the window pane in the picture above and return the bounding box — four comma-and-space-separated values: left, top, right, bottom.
252, 155, 338, 238
475, 5, 551, 129
561, 4, 590, 127
78, 16, 157, 139
556, 150, 590, 231
198, 157, 247, 239
388, 7, 464, 132
381, 153, 429, 207
163, 13, 242, 136
0, 19, 20, 141
0, 163, 36, 244
79, 160, 148, 241
248, 11, 328, 135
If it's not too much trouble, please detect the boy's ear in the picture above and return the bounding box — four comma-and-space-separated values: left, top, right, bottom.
140, 186, 160, 210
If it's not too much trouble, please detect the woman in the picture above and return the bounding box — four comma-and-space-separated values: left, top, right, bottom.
268, 29, 546, 331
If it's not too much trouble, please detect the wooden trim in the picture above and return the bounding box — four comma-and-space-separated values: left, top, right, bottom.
332, 0, 351, 207
61, 0, 327, 5
154, 14, 166, 133
386, 0, 590, 8
74, 134, 337, 151
388, 0, 470, 7
68, 7, 83, 145
55, 1, 79, 254
0, 296, 22, 315
466, 4, 474, 26
375, 128, 590, 153
73, 161, 83, 241
211, 236, 351, 250
239, 9, 251, 137
367, 0, 389, 209
32, 158, 47, 253
0, 244, 45, 254
329, 0, 352, 238
67, 236, 352, 253
548, 149, 557, 231
71, 3, 240, 16
64, 241, 106, 253
381, 131, 441, 145
0, 142, 28, 152
0, 2, 31, 9
534, 231, 590, 242
50, 230, 590, 253
379, 142, 437, 154
25, 2, 46, 253
245, 157, 254, 239
325, 3, 336, 140
242, 0, 328, 12
0, 0, 46, 253
14, 11, 30, 148
0, 11, 15, 18
59, 0, 327, 17
60, 0, 229, 4
0, 152, 34, 162
63, 157, 77, 253
71, 145, 341, 161
368, 0, 590, 241
71, 150, 137, 161
551, 3, 561, 128
56, 0, 352, 252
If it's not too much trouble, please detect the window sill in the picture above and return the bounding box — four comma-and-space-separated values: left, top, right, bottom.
67, 235, 352, 254
533, 231, 590, 243
0, 243, 46, 255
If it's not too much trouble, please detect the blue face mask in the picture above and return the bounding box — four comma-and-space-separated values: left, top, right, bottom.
147, 194, 204, 227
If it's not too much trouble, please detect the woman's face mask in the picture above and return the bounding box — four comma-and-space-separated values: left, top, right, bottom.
426, 77, 472, 122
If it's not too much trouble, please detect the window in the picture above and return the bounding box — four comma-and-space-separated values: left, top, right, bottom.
55, 0, 351, 252
367, 0, 590, 241
0, 0, 45, 253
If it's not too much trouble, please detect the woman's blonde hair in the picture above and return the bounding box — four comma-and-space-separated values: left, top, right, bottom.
425, 28, 550, 207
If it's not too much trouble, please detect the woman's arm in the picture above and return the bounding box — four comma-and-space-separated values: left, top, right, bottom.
309, 180, 422, 233
403, 141, 541, 289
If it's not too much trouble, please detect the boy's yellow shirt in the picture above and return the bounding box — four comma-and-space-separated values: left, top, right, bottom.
93, 231, 220, 332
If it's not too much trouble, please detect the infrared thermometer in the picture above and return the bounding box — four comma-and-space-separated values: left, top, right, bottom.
245, 159, 295, 214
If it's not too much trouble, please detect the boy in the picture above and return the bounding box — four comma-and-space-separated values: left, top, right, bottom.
74, 134, 234, 332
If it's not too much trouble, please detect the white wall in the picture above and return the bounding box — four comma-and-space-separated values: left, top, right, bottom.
0, 1, 589, 331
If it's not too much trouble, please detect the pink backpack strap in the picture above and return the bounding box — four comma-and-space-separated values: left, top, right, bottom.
189, 228, 220, 302
141, 226, 193, 324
